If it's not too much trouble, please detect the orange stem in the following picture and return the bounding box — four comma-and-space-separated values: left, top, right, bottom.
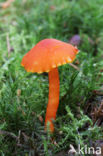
45, 67, 59, 132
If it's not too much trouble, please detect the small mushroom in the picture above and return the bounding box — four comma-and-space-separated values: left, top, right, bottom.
69, 34, 81, 46
21, 38, 78, 132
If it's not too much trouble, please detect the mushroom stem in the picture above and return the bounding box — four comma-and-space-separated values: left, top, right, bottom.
45, 67, 59, 132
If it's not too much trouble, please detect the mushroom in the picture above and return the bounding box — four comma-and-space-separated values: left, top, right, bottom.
21, 38, 78, 132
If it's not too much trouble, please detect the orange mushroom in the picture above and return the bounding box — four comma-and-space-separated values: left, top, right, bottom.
21, 38, 78, 132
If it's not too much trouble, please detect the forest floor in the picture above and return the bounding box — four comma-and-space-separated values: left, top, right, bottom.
0, 0, 103, 155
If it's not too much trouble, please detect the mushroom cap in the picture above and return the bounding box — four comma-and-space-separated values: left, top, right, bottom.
21, 38, 78, 73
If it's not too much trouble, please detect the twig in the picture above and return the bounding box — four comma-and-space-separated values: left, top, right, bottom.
0, 130, 18, 141
6, 33, 11, 57
17, 143, 28, 148
91, 100, 103, 125
17, 130, 21, 144
22, 132, 30, 142
69, 63, 80, 71
93, 90, 103, 95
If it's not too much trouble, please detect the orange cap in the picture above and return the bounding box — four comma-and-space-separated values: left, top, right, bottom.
21, 38, 78, 73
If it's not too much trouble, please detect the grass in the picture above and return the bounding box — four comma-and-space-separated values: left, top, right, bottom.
0, 0, 103, 155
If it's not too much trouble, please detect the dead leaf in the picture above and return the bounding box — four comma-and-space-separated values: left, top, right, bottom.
38, 115, 43, 123
17, 89, 21, 96
0, 0, 15, 9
